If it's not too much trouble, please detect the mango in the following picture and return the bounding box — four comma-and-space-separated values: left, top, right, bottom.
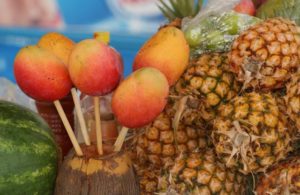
112, 67, 169, 128
133, 26, 189, 86
68, 39, 123, 96
14, 45, 72, 101
38, 32, 75, 66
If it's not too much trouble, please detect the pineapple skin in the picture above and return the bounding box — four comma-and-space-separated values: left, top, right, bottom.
129, 98, 211, 194
212, 92, 292, 174
256, 156, 300, 195
285, 72, 300, 134
158, 149, 246, 195
174, 53, 241, 123
133, 102, 211, 169
229, 18, 300, 91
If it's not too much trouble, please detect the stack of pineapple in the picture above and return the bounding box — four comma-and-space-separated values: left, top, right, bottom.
129, 0, 300, 194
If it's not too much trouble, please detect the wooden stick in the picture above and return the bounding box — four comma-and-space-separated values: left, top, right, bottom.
92, 31, 109, 155
113, 127, 129, 152
71, 88, 91, 145
94, 97, 103, 155
53, 100, 83, 156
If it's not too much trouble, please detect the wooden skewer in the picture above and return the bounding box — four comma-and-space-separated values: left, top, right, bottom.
92, 31, 110, 156
113, 127, 129, 152
53, 100, 83, 156
71, 88, 91, 145
94, 97, 103, 155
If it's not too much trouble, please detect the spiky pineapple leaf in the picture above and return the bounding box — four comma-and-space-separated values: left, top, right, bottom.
158, 0, 204, 21
158, 0, 176, 20
169, 0, 182, 17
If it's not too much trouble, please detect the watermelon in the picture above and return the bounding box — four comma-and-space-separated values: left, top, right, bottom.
0, 100, 59, 195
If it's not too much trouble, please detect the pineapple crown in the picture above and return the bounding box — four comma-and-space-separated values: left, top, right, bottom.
157, 0, 204, 21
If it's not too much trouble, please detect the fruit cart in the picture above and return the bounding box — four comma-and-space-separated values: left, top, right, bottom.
1, 0, 300, 195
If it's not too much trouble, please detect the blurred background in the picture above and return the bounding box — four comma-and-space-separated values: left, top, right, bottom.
0, 0, 189, 82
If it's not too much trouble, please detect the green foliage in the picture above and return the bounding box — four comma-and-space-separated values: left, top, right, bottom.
0, 101, 58, 195
157, 0, 203, 21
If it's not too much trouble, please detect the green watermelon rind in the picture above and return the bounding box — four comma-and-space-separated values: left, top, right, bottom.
0, 101, 59, 195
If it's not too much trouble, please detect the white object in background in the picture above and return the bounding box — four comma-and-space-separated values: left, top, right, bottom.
0, 0, 64, 28
107, 0, 161, 19
104, 0, 163, 34
0, 77, 36, 111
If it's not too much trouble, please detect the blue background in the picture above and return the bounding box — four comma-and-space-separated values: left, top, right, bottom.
0, 0, 208, 82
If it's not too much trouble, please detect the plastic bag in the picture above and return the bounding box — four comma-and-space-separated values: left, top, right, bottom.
182, 0, 261, 55
182, 11, 261, 55
182, 0, 240, 30
74, 93, 119, 144
0, 77, 36, 111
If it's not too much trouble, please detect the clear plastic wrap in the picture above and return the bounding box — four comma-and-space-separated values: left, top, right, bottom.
75, 93, 119, 144
182, 0, 240, 30
0, 77, 36, 111
182, 0, 261, 55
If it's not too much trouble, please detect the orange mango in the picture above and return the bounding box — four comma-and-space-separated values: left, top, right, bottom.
14, 45, 72, 101
38, 32, 75, 66
68, 39, 122, 96
112, 67, 169, 128
133, 26, 189, 86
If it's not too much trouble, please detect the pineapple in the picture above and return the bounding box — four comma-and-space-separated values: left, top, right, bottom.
131, 53, 241, 194
134, 165, 161, 195
256, 156, 300, 195
133, 100, 211, 169
158, 149, 246, 194
229, 18, 300, 91
131, 1, 253, 194
212, 92, 292, 174
131, 103, 211, 195
174, 53, 241, 123
284, 72, 300, 133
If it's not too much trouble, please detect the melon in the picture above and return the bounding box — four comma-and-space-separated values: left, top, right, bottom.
0, 100, 59, 194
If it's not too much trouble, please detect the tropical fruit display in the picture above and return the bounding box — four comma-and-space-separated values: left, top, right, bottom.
12, 30, 146, 195
5, 0, 300, 194
0, 100, 59, 195
129, 0, 300, 194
